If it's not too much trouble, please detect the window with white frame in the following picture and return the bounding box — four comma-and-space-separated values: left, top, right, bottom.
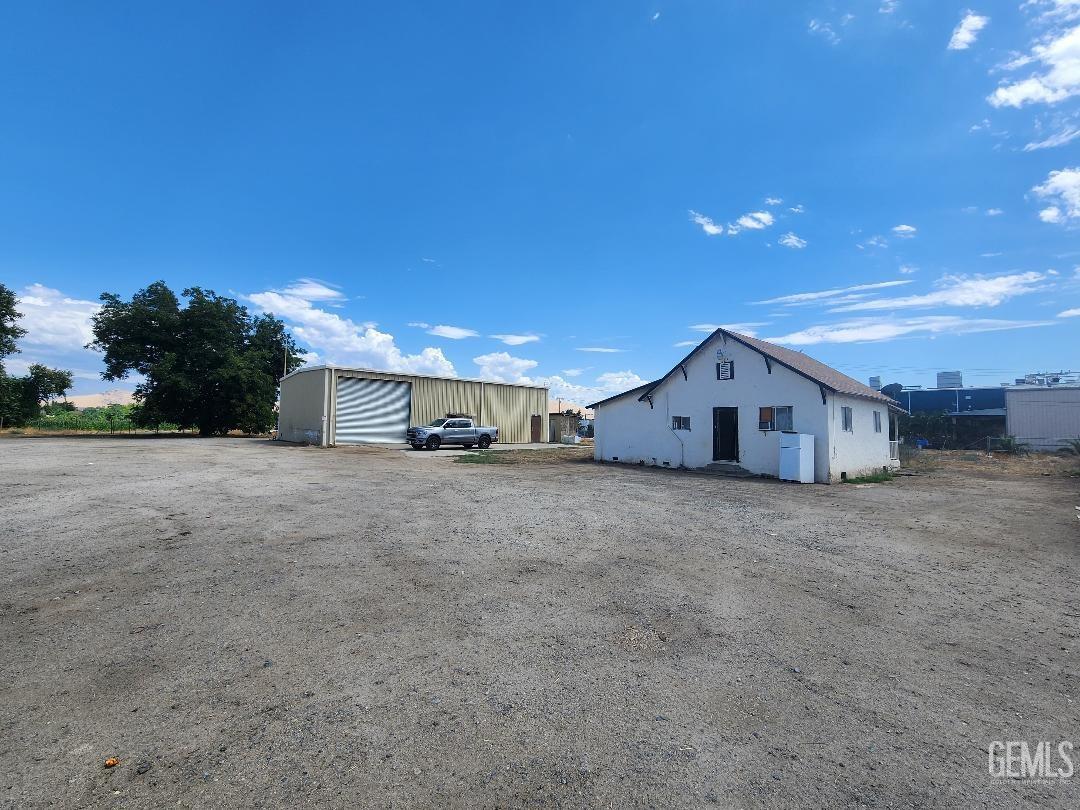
672, 416, 691, 431
758, 405, 793, 431
841, 406, 853, 432
716, 360, 734, 381
873, 410, 882, 433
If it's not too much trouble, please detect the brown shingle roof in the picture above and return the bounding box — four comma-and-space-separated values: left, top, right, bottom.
729, 331, 898, 405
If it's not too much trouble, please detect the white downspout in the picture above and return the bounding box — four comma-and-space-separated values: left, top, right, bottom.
321, 367, 331, 448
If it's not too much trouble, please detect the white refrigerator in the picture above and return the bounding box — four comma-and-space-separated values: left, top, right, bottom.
779, 432, 815, 483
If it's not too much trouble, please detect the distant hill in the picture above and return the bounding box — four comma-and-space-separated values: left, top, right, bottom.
67, 389, 135, 409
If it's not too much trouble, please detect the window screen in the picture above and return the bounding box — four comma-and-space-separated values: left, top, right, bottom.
775, 406, 793, 431
672, 416, 691, 431
842, 406, 853, 432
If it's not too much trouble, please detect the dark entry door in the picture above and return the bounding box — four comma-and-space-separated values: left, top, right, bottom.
712, 407, 738, 461
530, 414, 542, 443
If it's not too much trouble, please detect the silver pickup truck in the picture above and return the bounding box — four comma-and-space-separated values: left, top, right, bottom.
406, 418, 499, 450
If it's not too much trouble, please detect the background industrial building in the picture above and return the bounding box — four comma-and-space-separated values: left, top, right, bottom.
876, 369, 1080, 451
278, 367, 548, 447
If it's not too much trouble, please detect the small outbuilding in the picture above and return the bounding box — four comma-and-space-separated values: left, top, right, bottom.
589, 329, 904, 483
278, 366, 548, 447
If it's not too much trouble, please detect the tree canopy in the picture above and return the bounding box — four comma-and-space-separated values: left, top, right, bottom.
0, 282, 73, 427
89, 282, 303, 435
0, 282, 27, 372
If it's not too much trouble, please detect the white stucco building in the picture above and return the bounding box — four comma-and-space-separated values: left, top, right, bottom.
589, 329, 903, 483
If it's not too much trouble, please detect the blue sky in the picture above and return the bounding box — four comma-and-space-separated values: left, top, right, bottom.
2, 0, 1078, 404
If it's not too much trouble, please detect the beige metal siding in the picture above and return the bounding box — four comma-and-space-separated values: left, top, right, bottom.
482, 382, 547, 444
278, 368, 328, 443
1006, 387, 1080, 451
324, 368, 547, 445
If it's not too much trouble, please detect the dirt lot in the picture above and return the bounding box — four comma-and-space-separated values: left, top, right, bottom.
1, 438, 1078, 808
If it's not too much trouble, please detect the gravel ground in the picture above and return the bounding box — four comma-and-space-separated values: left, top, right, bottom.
1, 437, 1077, 808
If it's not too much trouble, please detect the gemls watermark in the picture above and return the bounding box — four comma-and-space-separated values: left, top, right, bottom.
988, 741, 1075, 782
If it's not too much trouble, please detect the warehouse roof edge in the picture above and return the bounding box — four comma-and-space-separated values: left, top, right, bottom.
281, 364, 549, 391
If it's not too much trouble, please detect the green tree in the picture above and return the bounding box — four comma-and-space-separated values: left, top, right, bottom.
26, 364, 74, 405
0, 284, 76, 427
89, 282, 303, 435
0, 282, 27, 374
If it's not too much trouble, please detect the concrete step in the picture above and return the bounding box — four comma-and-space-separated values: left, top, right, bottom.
702, 462, 756, 478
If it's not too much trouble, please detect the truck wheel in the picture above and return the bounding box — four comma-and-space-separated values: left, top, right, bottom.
478, 435, 491, 449
425, 436, 441, 451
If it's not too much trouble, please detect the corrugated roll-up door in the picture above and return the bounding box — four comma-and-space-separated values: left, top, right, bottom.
334, 377, 412, 444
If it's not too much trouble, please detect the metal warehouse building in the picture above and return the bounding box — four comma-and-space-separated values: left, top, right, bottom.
277, 366, 549, 447
1005, 386, 1080, 452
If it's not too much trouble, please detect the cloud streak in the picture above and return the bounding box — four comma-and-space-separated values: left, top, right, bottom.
766, 316, 1054, 346
828, 271, 1050, 312
753, 280, 913, 306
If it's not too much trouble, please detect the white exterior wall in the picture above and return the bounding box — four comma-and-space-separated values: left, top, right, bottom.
826, 393, 898, 481
1006, 387, 1080, 451
594, 335, 833, 482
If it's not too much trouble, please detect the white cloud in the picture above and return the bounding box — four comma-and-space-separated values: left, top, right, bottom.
427, 324, 479, 339
688, 322, 770, 336
1032, 167, 1080, 222
1023, 127, 1080, 150
779, 232, 807, 249
576, 347, 624, 353
809, 19, 840, 45
891, 224, 917, 238
765, 197, 783, 206
537, 370, 649, 405
472, 351, 538, 383
489, 333, 540, 346
651, 11, 660, 21
986, 208, 1004, 216
470, 354, 647, 404
674, 340, 699, 347
274, 278, 345, 302
690, 207, 775, 237
880, 0, 900, 13
989, 22, 1080, 107
788, 204, 806, 214
14, 284, 99, 352
732, 211, 774, 232
754, 280, 913, 306
766, 316, 1053, 345
1058, 307, 1080, 316
899, 265, 918, 274
246, 288, 456, 376
948, 11, 990, 50
829, 271, 1050, 312
689, 210, 724, 236
561, 368, 585, 377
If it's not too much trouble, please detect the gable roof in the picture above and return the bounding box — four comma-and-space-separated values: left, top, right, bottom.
621, 329, 902, 410
586, 379, 658, 410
